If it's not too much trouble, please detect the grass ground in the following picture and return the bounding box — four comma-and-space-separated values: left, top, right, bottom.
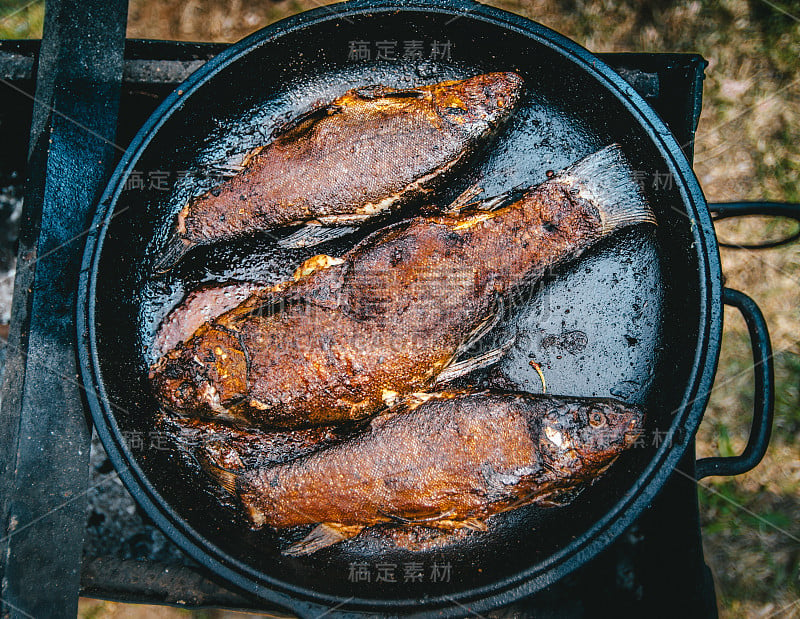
2, 0, 799, 616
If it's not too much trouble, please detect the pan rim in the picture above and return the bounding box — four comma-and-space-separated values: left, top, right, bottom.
77, 0, 722, 614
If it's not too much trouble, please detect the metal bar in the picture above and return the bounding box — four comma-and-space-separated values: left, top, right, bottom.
0, 0, 128, 616
80, 558, 282, 612
0, 40, 228, 84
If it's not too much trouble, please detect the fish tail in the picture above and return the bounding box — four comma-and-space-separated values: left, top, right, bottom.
196, 449, 238, 495
557, 144, 657, 233
153, 228, 194, 272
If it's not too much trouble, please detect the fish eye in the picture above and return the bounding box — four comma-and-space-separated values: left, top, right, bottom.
588, 410, 606, 427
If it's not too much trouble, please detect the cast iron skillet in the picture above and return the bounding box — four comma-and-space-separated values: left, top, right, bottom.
77, 0, 775, 615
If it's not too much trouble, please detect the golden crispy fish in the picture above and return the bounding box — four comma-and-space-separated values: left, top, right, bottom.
150, 145, 655, 428
156, 72, 525, 268
200, 390, 645, 555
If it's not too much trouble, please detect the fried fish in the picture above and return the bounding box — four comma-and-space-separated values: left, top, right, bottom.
156, 72, 525, 269
199, 390, 644, 555
150, 145, 656, 428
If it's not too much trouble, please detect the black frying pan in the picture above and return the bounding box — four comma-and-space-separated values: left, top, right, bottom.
77, 1, 773, 615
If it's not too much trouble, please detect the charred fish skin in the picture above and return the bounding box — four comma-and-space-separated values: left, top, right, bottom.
158, 72, 526, 267
150, 145, 656, 429
158, 413, 354, 471
152, 281, 266, 358
215, 391, 644, 533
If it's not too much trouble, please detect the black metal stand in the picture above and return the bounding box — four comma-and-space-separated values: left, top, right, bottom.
0, 4, 715, 615
0, 1, 127, 618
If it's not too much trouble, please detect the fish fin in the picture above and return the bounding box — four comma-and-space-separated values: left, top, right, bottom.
278, 224, 357, 249
278, 212, 379, 249
229, 284, 303, 321
426, 517, 488, 532
196, 449, 238, 495
284, 523, 365, 557
556, 144, 656, 233
591, 455, 620, 478
316, 213, 376, 226
444, 182, 485, 213
477, 184, 530, 211
273, 102, 344, 139
487, 486, 559, 516
451, 184, 528, 215
532, 485, 586, 508
448, 295, 505, 362
373, 508, 488, 533
376, 510, 415, 524
435, 337, 515, 385
153, 228, 194, 272
378, 391, 430, 418
379, 509, 457, 526
461, 518, 489, 531
203, 439, 245, 471
205, 163, 245, 179
353, 85, 426, 100
381, 390, 472, 418
239, 145, 265, 169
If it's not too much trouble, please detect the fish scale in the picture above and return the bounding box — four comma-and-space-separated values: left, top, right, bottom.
155, 72, 526, 269
199, 390, 644, 556
150, 145, 656, 429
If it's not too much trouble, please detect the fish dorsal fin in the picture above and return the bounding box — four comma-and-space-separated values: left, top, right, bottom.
272, 102, 344, 141
275, 86, 426, 144
464, 184, 530, 213
230, 258, 346, 322
352, 84, 426, 100
223, 283, 297, 322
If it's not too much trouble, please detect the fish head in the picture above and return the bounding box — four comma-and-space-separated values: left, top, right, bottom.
149, 328, 249, 420
537, 397, 645, 479
433, 72, 524, 136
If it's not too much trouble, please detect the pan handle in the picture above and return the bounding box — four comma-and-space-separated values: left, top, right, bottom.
696, 288, 774, 479
709, 201, 800, 249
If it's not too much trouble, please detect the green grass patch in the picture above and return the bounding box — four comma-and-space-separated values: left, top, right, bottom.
0, 0, 45, 39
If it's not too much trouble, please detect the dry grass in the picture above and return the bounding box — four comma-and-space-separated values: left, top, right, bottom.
2, 0, 799, 616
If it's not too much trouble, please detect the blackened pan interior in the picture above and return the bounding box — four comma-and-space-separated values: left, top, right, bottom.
80, 1, 719, 614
